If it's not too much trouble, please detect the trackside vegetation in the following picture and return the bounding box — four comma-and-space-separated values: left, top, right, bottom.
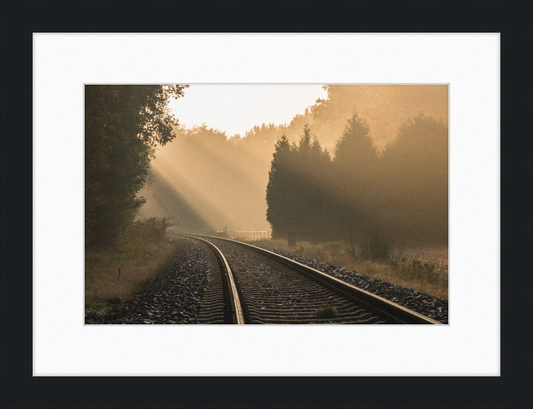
85, 85, 187, 317
249, 237, 448, 300
85, 217, 176, 318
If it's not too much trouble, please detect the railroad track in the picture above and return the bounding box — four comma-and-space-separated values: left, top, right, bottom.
177, 234, 442, 325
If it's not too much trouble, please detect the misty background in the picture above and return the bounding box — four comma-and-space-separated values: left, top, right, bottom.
138, 85, 448, 245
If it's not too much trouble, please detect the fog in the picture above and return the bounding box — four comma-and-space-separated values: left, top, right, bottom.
139, 124, 273, 231
138, 85, 448, 244
280, 85, 448, 150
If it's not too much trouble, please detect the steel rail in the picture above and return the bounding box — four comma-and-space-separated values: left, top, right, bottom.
180, 234, 245, 324
186, 234, 443, 325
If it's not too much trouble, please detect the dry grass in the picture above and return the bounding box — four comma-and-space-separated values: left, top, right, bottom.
401, 247, 448, 269
85, 239, 176, 309
250, 238, 448, 300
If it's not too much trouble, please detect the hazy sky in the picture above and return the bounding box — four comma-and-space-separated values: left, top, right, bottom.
168, 84, 327, 137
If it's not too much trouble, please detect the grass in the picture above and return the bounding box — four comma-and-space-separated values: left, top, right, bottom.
358, 232, 391, 261
85, 240, 176, 308
250, 237, 448, 300
313, 305, 339, 319
85, 218, 177, 318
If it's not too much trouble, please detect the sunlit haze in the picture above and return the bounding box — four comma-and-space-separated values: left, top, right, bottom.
169, 84, 328, 137
140, 84, 448, 240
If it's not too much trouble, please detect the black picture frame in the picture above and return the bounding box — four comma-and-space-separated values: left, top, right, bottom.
1, 1, 531, 408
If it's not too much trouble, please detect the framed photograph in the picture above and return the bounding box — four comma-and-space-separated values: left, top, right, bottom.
2, 1, 531, 407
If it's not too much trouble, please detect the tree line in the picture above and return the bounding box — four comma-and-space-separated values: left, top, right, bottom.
138, 123, 276, 232
136, 85, 447, 246
266, 112, 448, 245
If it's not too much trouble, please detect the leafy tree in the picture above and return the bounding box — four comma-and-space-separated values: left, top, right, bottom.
377, 113, 448, 244
85, 85, 188, 248
239, 122, 282, 149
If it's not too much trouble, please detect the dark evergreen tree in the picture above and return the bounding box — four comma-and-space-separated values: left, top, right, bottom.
291, 125, 314, 239
266, 126, 332, 242
266, 135, 298, 238
331, 112, 379, 238
303, 138, 334, 240
293, 126, 334, 241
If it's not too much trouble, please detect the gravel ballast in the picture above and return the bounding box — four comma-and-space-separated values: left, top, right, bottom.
86, 237, 212, 324
246, 240, 449, 324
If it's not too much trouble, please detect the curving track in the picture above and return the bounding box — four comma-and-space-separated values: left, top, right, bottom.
179, 234, 442, 325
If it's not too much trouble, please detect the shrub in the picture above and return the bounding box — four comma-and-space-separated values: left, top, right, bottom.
346, 238, 358, 260
322, 241, 348, 256
126, 217, 174, 242
321, 241, 350, 265
313, 305, 339, 319
395, 257, 448, 287
359, 232, 391, 261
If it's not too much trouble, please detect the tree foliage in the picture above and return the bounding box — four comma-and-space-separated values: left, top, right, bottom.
331, 112, 379, 238
265, 114, 448, 245
266, 126, 333, 241
85, 85, 188, 248
266, 135, 296, 236
377, 114, 448, 243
